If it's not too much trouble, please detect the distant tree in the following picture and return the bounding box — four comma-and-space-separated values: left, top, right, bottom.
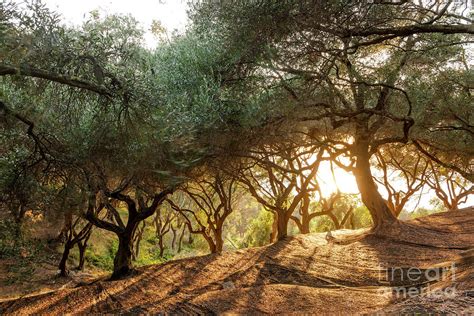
425, 163, 474, 211
168, 172, 238, 253
290, 157, 354, 234
190, 0, 474, 232
169, 214, 187, 253
153, 207, 175, 257
294, 191, 355, 233
238, 143, 323, 241
83, 176, 174, 278
374, 145, 430, 217
58, 217, 93, 277
131, 221, 146, 261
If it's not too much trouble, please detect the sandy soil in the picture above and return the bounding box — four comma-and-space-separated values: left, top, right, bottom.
1, 209, 473, 314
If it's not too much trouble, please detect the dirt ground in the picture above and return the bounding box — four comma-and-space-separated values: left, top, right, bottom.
1, 209, 473, 315
0, 247, 106, 302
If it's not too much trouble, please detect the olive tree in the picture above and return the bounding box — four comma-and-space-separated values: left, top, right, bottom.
189, 0, 474, 231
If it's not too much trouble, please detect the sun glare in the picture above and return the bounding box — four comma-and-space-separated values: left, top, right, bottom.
316, 161, 359, 197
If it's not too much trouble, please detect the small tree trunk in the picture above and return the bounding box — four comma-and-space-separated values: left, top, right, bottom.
447, 198, 458, 211
77, 242, 86, 271
133, 236, 140, 261
300, 217, 310, 234
276, 211, 289, 241
57, 210, 73, 243
349, 213, 355, 230
270, 213, 278, 243
13, 205, 27, 227
132, 221, 145, 261
394, 205, 403, 217
158, 235, 165, 257
170, 227, 177, 250
299, 194, 311, 234
327, 212, 340, 230
214, 227, 224, 253
59, 241, 72, 277
177, 225, 185, 253
204, 234, 217, 253
76, 231, 91, 271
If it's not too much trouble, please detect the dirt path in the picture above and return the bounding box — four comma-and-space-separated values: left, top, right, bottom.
1, 209, 473, 314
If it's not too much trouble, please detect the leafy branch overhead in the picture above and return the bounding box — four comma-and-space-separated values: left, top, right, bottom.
0, 0, 472, 281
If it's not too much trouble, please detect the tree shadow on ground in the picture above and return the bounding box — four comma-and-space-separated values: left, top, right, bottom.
1, 210, 472, 314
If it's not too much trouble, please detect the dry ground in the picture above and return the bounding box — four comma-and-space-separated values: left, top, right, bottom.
1, 209, 473, 314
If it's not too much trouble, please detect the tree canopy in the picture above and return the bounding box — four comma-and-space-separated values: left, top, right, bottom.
1, 0, 472, 278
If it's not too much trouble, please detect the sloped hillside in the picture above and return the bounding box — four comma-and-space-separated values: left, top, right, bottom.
1, 209, 473, 315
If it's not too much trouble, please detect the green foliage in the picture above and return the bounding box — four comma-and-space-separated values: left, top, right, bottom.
0, 219, 49, 285
0, 219, 48, 259
399, 202, 444, 220
351, 206, 373, 229
240, 209, 273, 248
1, 1, 472, 291
310, 216, 335, 233
150, 31, 232, 141
86, 239, 117, 271
0, 219, 24, 258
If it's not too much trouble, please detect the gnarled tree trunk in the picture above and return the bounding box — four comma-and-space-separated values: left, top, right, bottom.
77, 242, 87, 271
270, 213, 278, 242
85, 186, 173, 280
353, 139, 398, 230
276, 211, 289, 241
112, 230, 135, 279
177, 224, 186, 253
158, 235, 165, 257
203, 234, 217, 254
76, 229, 91, 271
214, 226, 224, 253
299, 194, 311, 234
59, 241, 72, 277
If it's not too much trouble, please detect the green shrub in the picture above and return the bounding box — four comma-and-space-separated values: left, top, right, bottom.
85, 239, 117, 271
0, 219, 44, 259
240, 210, 273, 248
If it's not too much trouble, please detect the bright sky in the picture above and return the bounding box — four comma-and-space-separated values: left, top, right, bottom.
39, 0, 189, 47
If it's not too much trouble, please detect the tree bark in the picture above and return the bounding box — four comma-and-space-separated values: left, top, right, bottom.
59, 242, 72, 277
300, 218, 310, 234
349, 213, 355, 230
77, 242, 87, 271
270, 213, 278, 242
177, 225, 185, 253
203, 234, 217, 254
353, 139, 398, 230
214, 227, 224, 253
13, 205, 27, 226
158, 235, 165, 257
112, 232, 134, 279
132, 222, 145, 261
56, 210, 73, 243
276, 211, 289, 241
327, 212, 341, 230
300, 194, 311, 234
170, 227, 177, 250
76, 230, 91, 271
